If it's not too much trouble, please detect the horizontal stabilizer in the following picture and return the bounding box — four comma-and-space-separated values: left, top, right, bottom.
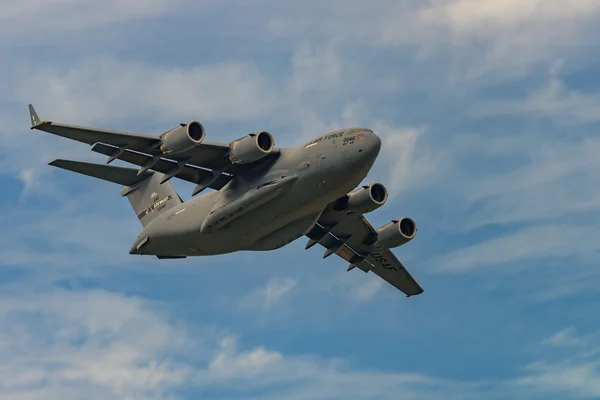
49, 159, 153, 186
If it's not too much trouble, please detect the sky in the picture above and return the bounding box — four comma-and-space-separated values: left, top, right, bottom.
1, 0, 600, 398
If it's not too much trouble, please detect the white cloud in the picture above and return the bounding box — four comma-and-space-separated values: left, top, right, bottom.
0, 289, 194, 399
435, 223, 600, 273
473, 61, 600, 125
11, 57, 272, 126
0, 0, 176, 20
378, 0, 600, 82
518, 327, 600, 398
2, 285, 599, 400
196, 326, 600, 400
520, 361, 600, 399
0, 284, 483, 400
416, 0, 600, 41
289, 40, 344, 95
4, 0, 600, 88
207, 337, 284, 381
193, 335, 487, 400
239, 278, 297, 310
413, 61, 600, 233
0, 184, 142, 270
17, 168, 39, 195
375, 123, 442, 199
355, 278, 382, 300
541, 327, 600, 358
0, 0, 187, 39
542, 327, 582, 347
460, 134, 600, 228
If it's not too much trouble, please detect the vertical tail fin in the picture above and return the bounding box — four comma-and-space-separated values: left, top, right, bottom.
49, 159, 182, 227
120, 172, 183, 227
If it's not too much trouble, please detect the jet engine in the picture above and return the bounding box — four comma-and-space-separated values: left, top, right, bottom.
333, 183, 388, 214
375, 217, 417, 248
229, 131, 275, 164
159, 121, 206, 154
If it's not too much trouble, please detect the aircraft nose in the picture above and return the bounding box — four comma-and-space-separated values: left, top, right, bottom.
364, 131, 381, 158
371, 132, 381, 155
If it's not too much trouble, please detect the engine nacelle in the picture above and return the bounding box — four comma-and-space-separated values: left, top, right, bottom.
229, 131, 275, 164
333, 183, 388, 214
375, 217, 417, 248
159, 121, 206, 154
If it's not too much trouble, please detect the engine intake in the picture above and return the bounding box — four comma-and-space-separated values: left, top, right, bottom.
160, 121, 206, 154
375, 217, 417, 248
334, 183, 388, 214
229, 131, 275, 164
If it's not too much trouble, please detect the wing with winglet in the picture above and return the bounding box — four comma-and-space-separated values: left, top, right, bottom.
29, 104, 163, 151
305, 206, 424, 297
28, 104, 279, 195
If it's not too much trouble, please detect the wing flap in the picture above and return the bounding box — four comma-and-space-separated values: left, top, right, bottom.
165, 140, 233, 171
306, 213, 376, 260
91, 143, 233, 191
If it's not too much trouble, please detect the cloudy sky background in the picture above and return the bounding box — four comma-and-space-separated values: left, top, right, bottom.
1, 0, 600, 398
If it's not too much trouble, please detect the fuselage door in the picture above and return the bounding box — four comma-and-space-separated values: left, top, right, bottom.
317, 154, 324, 168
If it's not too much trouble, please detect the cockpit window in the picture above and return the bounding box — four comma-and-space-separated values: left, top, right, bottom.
347, 128, 372, 134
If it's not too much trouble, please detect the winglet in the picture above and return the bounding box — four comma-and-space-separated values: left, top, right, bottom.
28, 104, 41, 129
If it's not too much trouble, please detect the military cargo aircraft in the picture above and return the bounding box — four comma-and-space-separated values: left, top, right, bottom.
28, 104, 423, 297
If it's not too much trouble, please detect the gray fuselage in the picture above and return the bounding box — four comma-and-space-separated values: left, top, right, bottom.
131, 128, 382, 256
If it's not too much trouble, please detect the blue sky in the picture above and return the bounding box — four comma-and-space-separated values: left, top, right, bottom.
1, 0, 600, 398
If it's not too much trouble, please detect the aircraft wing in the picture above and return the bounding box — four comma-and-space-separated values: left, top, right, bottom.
305, 209, 424, 297
28, 104, 277, 193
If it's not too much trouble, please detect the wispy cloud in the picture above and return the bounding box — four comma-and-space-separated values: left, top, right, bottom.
517, 327, 600, 399
379, 0, 600, 82
0, 0, 188, 40
0, 288, 194, 399
355, 278, 383, 301
239, 277, 297, 311
472, 61, 600, 125
10, 58, 273, 125
2, 279, 599, 400
435, 223, 600, 273
0, 283, 484, 400
408, 0, 600, 42
195, 326, 600, 400
459, 135, 600, 229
